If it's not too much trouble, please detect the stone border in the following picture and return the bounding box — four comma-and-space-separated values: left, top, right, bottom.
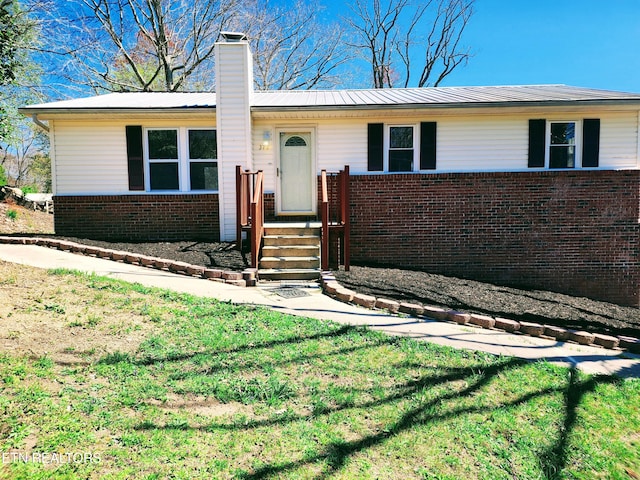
1, 186, 53, 213
3, 236, 639, 354
320, 272, 640, 354
0, 236, 257, 287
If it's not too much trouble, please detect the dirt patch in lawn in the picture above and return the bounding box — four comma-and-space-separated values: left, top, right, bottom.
0, 201, 54, 235
0, 261, 155, 364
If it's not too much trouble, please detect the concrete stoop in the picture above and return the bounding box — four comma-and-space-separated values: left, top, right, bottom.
319, 272, 640, 355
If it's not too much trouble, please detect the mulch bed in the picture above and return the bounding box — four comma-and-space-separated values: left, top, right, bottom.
56, 238, 251, 272
334, 265, 640, 338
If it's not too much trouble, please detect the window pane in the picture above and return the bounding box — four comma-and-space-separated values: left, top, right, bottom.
190, 162, 218, 190
148, 130, 178, 159
150, 162, 179, 190
549, 146, 575, 168
285, 136, 307, 147
389, 150, 413, 172
189, 130, 217, 159
390, 127, 413, 148
550, 123, 575, 145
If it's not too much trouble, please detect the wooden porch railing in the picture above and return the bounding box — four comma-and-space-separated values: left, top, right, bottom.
236, 166, 264, 269
321, 165, 350, 271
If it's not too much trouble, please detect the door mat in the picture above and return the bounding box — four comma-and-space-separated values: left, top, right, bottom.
270, 287, 311, 298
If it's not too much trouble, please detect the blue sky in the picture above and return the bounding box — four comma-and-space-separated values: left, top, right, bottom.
438, 0, 640, 92
40, 0, 640, 95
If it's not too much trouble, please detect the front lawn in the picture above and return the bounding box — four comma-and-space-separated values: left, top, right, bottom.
1, 264, 638, 479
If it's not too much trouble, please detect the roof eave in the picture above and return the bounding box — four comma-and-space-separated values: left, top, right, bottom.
19, 98, 640, 117
18, 106, 217, 117
251, 98, 640, 112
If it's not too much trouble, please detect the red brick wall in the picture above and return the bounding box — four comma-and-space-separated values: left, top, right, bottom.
349, 170, 640, 307
54, 194, 220, 241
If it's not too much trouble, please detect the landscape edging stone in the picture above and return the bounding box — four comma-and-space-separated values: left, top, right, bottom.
318, 271, 640, 354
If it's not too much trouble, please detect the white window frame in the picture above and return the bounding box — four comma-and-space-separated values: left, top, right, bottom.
385, 124, 419, 172
187, 128, 218, 191
144, 127, 218, 192
145, 127, 181, 191
546, 120, 582, 169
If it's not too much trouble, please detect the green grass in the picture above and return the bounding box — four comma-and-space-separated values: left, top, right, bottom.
5, 208, 18, 221
1, 270, 639, 479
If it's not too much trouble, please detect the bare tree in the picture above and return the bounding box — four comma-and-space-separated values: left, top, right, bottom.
346, 0, 473, 88
0, 1, 50, 191
33, 0, 349, 94
1, 121, 48, 189
230, 0, 349, 90
35, 0, 237, 93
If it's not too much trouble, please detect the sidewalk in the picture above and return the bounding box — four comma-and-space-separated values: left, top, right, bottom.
1, 243, 639, 378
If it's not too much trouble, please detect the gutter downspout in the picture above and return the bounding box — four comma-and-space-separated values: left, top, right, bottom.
31, 114, 50, 132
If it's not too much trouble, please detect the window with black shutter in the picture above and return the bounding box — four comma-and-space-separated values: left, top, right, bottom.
528, 118, 600, 169
126, 126, 219, 191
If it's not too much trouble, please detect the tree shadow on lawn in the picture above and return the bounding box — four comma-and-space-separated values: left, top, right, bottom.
124, 323, 623, 479
237, 365, 619, 480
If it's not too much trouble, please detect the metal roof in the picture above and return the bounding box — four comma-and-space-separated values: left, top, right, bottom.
251, 85, 640, 109
20, 85, 640, 114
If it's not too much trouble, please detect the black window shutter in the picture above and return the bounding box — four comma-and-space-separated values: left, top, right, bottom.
528, 119, 546, 168
582, 119, 600, 167
420, 122, 437, 170
367, 123, 384, 171
126, 126, 145, 190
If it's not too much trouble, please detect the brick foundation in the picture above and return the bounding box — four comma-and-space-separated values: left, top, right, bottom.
348, 170, 640, 307
54, 194, 220, 241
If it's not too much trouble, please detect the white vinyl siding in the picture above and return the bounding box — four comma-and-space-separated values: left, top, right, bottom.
316, 122, 368, 173
52, 122, 129, 194
215, 40, 253, 241
599, 112, 639, 168
52, 118, 216, 195
49, 110, 639, 198
436, 117, 528, 171
252, 124, 275, 193
251, 112, 638, 175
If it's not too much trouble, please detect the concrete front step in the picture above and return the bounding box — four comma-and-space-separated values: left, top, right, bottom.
260, 256, 320, 270
262, 245, 320, 257
258, 268, 321, 281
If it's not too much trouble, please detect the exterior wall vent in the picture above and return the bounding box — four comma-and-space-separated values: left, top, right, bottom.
220, 32, 247, 42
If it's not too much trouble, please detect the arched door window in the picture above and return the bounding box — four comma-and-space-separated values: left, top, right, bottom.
284, 136, 307, 147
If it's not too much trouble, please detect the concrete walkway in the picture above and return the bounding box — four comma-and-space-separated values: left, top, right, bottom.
1, 243, 639, 378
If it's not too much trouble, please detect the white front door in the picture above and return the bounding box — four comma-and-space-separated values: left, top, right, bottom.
278, 131, 315, 215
